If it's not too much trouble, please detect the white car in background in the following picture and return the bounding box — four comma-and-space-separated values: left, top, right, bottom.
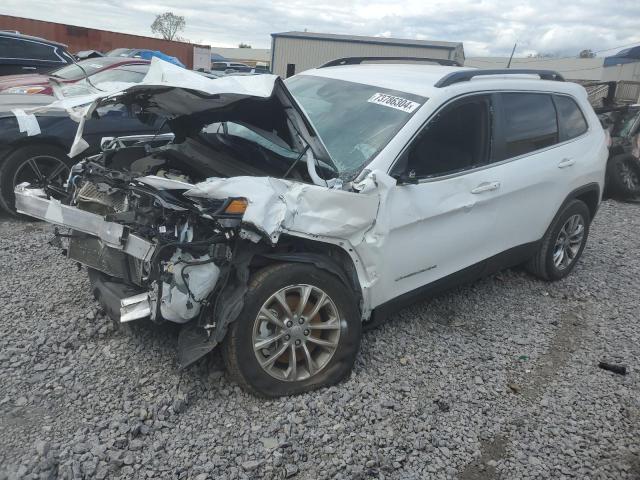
16, 58, 608, 397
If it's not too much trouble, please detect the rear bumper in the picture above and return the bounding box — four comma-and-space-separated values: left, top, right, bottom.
15, 183, 155, 262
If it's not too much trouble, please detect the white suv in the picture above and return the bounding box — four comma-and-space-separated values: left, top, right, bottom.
16, 58, 608, 397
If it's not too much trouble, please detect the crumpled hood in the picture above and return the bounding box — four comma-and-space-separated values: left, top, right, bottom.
90, 58, 335, 170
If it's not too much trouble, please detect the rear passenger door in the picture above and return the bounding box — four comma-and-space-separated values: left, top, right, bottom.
487, 92, 587, 252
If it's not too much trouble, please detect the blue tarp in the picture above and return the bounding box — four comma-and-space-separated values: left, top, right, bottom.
137, 50, 185, 68
603, 46, 640, 67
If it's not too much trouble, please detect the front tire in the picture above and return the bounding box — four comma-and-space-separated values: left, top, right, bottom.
0, 145, 71, 215
222, 263, 362, 397
526, 199, 591, 281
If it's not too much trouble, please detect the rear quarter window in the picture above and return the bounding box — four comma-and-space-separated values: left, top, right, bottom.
554, 95, 588, 140
500, 93, 558, 158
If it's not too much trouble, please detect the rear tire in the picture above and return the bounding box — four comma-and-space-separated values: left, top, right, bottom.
526, 200, 591, 281
222, 263, 361, 397
0, 144, 71, 215
607, 153, 640, 200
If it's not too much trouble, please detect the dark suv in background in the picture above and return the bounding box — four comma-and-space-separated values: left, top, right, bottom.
0, 31, 74, 76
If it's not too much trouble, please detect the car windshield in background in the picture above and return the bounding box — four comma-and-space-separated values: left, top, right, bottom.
50, 58, 119, 80
286, 75, 427, 177
59, 65, 149, 97
615, 108, 640, 138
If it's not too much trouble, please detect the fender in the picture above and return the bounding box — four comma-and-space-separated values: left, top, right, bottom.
556, 182, 601, 224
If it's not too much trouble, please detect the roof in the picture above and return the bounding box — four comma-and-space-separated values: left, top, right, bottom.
299, 63, 584, 99
0, 30, 68, 48
271, 31, 461, 50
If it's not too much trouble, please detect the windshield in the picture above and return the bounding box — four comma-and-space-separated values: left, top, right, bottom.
286, 75, 426, 177
615, 108, 640, 138
51, 59, 118, 80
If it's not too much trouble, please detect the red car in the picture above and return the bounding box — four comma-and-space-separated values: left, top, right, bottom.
0, 57, 150, 96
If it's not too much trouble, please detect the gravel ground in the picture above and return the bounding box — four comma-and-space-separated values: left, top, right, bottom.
0, 199, 638, 480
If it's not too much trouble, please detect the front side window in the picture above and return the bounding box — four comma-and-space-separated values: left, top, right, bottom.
286, 75, 426, 178
404, 95, 490, 178
500, 93, 558, 158
555, 95, 588, 140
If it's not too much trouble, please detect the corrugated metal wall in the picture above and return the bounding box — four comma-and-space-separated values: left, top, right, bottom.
0, 15, 202, 69
272, 37, 462, 77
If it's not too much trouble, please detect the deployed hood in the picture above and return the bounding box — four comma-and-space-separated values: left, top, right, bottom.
89, 59, 336, 171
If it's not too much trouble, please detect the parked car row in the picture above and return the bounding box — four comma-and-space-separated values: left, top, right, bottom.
9, 58, 609, 397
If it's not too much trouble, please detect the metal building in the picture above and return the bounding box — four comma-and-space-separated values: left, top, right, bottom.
270, 31, 464, 77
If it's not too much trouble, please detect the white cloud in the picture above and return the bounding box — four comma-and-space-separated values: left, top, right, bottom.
1, 0, 639, 56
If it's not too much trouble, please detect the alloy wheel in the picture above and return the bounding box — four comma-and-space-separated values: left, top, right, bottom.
616, 159, 640, 191
252, 284, 341, 382
553, 214, 585, 270
13, 155, 69, 190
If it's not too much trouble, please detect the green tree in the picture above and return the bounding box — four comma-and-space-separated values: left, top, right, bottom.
238, 43, 252, 48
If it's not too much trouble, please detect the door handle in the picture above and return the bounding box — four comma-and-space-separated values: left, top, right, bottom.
558, 158, 576, 168
471, 181, 500, 194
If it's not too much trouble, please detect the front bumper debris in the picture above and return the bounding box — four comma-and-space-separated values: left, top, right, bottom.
87, 269, 151, 323
15, 183, 155, 262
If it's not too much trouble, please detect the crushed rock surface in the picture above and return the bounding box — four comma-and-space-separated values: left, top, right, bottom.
0, 199, 638, 479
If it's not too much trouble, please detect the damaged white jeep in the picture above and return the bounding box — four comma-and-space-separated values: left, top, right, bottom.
16, 59, 608, 396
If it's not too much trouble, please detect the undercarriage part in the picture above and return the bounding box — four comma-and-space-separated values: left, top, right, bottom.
88, 269, 150, 322
68, 234, 132, 280
157, 251, 220, 324
177, 324, 218, 369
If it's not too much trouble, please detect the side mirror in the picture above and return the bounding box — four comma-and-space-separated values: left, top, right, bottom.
393, 170, 419, 185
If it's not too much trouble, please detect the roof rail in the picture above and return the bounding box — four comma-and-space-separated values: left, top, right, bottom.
435, 69, 565, 88
319, 56, 462, 68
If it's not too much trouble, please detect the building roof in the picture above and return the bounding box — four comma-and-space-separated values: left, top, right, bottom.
271, 31, 461, 50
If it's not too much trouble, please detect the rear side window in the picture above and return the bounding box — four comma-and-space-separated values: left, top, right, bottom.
500, 93, 558, 158
554, 95, 588, 140
0, 37, 62, 62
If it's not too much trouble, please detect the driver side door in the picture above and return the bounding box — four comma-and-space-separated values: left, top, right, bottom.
371, 94, 504, 308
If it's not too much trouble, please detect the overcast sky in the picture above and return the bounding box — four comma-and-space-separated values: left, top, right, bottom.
2, 0, 639, 57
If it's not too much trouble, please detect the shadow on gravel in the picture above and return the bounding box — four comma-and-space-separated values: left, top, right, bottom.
459, 435, 508, 480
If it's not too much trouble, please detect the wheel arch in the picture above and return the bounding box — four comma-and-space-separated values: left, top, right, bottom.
210, 235, 366, 346
249, 234, 364, 315
3, 137, 71, 159
568, 183, 600, 222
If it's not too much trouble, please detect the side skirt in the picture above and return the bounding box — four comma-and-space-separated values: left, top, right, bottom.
365, 241, 539, 330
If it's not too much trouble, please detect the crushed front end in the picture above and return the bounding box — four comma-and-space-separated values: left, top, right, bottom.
15, 155, 247, 367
